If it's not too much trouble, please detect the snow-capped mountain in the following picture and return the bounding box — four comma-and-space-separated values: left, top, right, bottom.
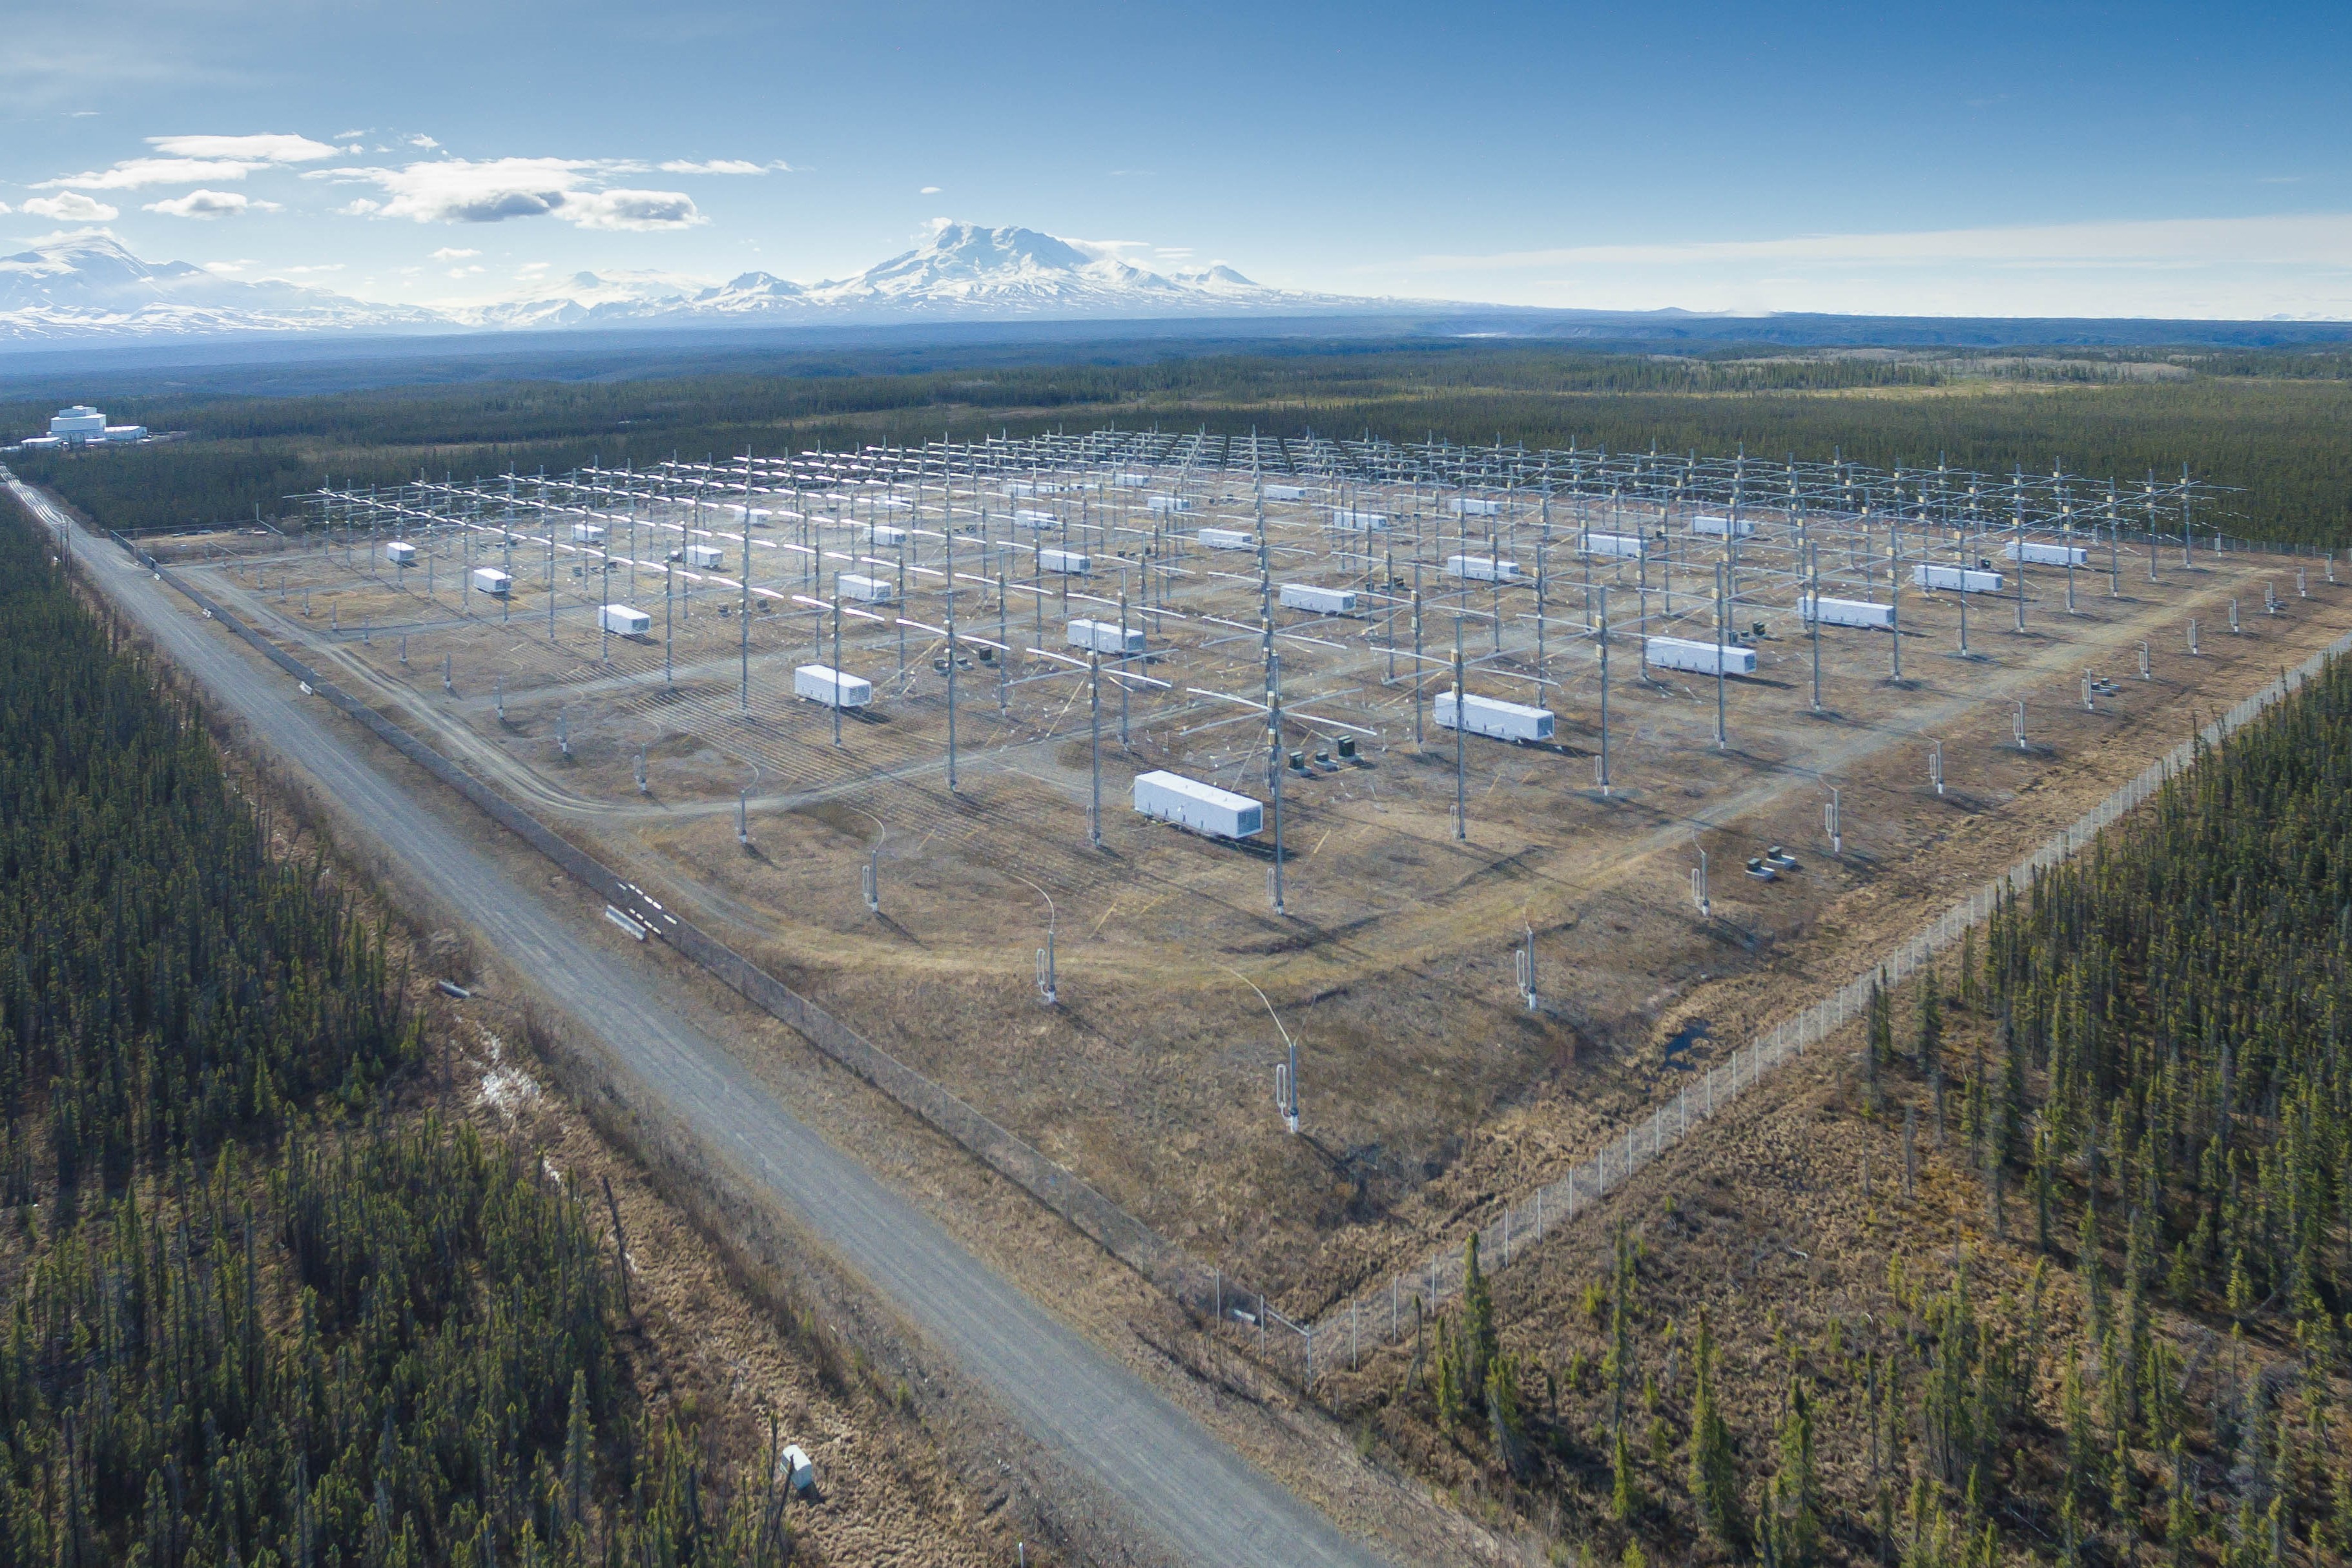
0, 232, 446, 341
0, 224, 1391, 345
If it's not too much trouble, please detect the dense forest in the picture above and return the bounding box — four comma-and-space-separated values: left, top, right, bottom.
9, 342, 2350, 547
1371, 655, 2352, 1565
0, 509, 792, 1565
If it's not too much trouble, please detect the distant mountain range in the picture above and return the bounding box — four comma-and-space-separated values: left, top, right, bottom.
0, 224, 1399, 344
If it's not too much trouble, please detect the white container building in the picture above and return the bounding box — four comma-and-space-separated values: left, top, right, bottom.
1689, 515, 1756, 539
683, 544, 726, 568
1198, 527, 1256, 551
1330, 508, 1390, 531
472, 568, 513, 597
1799, 594, 1897, 630
2003, 539, 2090, 566
1279, 583, 1357, 614
1067, 618, 1146, 655
1435, 691, 1555, 743
570, 522, 606, 545
1913, 563, 2005, 593
1005, 480, 1058, 497
1581, 531, 1647, 559
1449, 497, 1503, 516
869, 524, 909, 547
838, 573, 894, 604
385, 541, 417, 566
1262, 484, 1308, 501
103, 425, 147, 443
1645, 635, 1757, 676
1146, 495, 1193, 513
1040, 548, 1091, 575
794, 665, 872, 709
1014, 508, 1059, 530
1132, 770, 1263, 840
1113, 472, 1153, 487
1446, 554, 1521, 583
601, 604, 652, 635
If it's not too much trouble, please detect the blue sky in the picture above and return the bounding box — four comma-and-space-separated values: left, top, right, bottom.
5, 0, 2349, 318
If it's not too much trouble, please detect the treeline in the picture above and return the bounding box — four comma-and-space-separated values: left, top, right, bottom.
1392, 654, 2352, 1565
0, 506, 790, 1565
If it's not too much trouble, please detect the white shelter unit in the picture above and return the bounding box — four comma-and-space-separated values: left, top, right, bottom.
1645, 635, 1757, 676
1146, 495, 1193, 513
683, 544, 726, 568
838, 573, 894, 604
1262, 483, 1308, 500
1435, 691, 1555, 743
103, 425, 147, 443
1689, 514, 1757, 539
572, 522, 606, 544
1004, 480, 1058, 497
1014, 508, 1059, 530
1198, 527, 1256, 551
1449, 497, 1503, 516
869, 524, 909, 547
385, 541, 417, 567
1279, 583, 1357, 614
471, 567, 513, 597
794, 665, 872, 709
1913, 563, 2006, 594
1067, 617, 1146, 655
1446, 553, 1521, 583
1799, 594, 1897, 630
1330, 508, 1390, 531
601, 604, 652, 636
1581, 531, 1647, 559
1112, 472, 1152, 487
2004, 539, 2091, 566
1040, 548, 1091, 574
1131, 770, 1263, 840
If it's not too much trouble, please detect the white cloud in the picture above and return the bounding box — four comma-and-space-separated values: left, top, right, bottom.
336, 198, 381, 216
23, 192, 118, 221
517, 261, 551, 273
143, 189, 280, 218
201, 259, 253, 274
447, 264, 484, 276
147, 133, 339, 163
407, 134, 440, 149
335, 129, 368, 140
429, 245, 480, 260
920, 185, 941, 194
659, 159, 765, 175
273, 263, 344, 274
0, 202, 10, 215
320, 158, 702, 230
36, 157, 254, 189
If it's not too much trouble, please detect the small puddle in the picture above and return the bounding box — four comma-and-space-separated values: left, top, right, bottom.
1663, 1018, 1712, 1071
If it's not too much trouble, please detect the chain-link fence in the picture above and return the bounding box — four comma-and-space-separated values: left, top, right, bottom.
1286, 621, 2352, 1388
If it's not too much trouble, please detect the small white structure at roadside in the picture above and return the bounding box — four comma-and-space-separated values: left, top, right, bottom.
794, 665, 871, 708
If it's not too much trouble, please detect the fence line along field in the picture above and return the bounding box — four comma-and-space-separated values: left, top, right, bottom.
136, 428, 2352, 1320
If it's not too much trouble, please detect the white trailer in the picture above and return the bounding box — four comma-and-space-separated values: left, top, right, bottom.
1068, 617, 1146, 655
2003, 539, 2090, 566
471, 567, 512, 597
838, 573, 894, 604
386, 541, 417, 566
1014, 509, 1058, 530
600, 604, 652, 635
794, 665, 872, 709
869, 524, 909, 547
1913, 563, 2006, 593
1146, 495, 1193, 513
1645, 635, 1757, 676
1199, 528, 1256, 551
1446, 554, 1521, 583
1039, 548, 1091, 574
1131, 770, 1263, 840
684, 544, 726, 568
1435, 691, 1555, 743
1004, 480, 1058, 497
1580, 531, 1647, 559
1800, 594, 1897, 630
1330, 508, 1390, 531
1279, 583, 1357, 614
571, 522, 606, 544
1449, 497, 1503, 516
1262, 483, 1308, 501
1112, 472, 1152, 487
1689, 514, 1756, 539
